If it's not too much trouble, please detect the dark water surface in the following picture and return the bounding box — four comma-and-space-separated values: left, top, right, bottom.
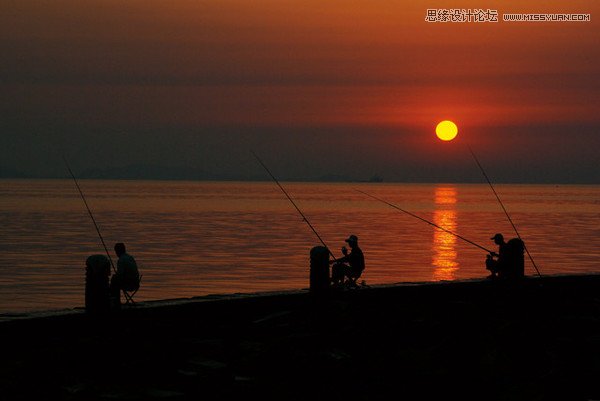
1, 179, 599, 312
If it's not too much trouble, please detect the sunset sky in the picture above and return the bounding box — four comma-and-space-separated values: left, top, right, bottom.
1, 0, 599, 182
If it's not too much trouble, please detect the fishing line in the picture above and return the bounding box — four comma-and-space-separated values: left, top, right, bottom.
356, 189, 494, 254
62, 155, 117, 274
63, 156, 138, 302
252, 151, 336, 260
467, 145, 542, 277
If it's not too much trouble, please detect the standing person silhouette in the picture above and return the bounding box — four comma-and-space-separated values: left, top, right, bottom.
330, 235, 365, 288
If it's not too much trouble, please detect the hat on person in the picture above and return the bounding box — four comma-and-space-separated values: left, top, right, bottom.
490, 233, 504, 241
345, 234, 358, 243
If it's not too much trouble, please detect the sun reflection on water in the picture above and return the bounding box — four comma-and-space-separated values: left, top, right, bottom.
432, 186, 459, 281
2, 180, 600, 312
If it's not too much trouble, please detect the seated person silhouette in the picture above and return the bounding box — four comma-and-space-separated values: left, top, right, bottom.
110, 242, 141, 305
330, 235, 365, 288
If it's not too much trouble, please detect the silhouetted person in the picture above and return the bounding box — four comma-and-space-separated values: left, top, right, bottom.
110, 242, 140, 306
486, 233, 508, 279
486, 233, 525, 280
330, 235, 365, 288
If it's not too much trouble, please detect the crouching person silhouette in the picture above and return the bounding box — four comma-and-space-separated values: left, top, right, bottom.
486, 233, 508, 279
486, 233, 525, 280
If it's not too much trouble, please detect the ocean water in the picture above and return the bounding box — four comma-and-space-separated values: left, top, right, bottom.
0, 179, 599, 313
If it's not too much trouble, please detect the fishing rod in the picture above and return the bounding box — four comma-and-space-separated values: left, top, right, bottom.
356, 189, 495, 254
467, 145, 542, 277
251, 151, 336, 260
62, 155, 117, 275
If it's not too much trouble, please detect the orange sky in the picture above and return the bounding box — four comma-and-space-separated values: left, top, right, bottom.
1, 0, 599, 182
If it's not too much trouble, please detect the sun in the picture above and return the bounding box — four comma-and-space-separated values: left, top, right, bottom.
435, 120, 458, 141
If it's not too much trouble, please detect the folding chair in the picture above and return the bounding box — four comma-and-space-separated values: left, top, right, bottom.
124, 274, 142, 305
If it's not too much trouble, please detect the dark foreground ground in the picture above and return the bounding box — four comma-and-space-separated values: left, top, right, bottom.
3, 274, 600, 401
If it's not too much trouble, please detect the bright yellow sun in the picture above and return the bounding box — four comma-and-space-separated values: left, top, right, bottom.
435, 120, 458, 141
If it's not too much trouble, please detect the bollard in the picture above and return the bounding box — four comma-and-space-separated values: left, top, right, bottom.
85, 254, 111, 314
310, 246, 330, 293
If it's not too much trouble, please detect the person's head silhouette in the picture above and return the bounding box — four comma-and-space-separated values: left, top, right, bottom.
490, 233, 504, 245
114, 242, 127, 257
345, 234, 358, 248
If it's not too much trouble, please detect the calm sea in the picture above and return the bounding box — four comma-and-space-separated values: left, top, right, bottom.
1, 179, 599, 313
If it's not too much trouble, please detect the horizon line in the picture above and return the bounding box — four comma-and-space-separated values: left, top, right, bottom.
0, 176, 598, 186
